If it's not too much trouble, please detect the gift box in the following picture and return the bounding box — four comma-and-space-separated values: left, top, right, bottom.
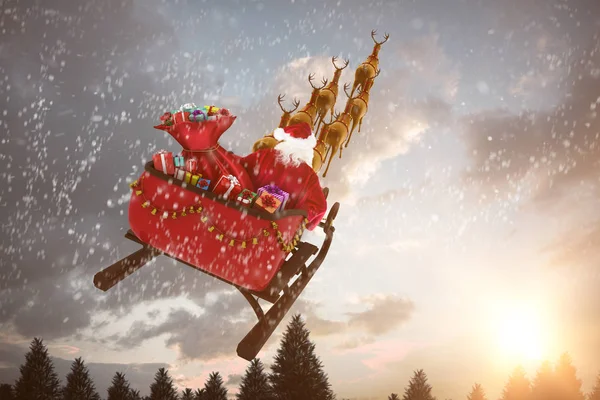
257, 184, 289, 211
174, 155, 185, 168
174, 168, 186, 181
236, 189, 257, 207
189, 109, 207, 122
185, 158, 198, 174
254, 192, 282, 214
196, 178, 211, 190
213, 174, 242, 200
203, 105, 220, 116
153, 150, 175, 175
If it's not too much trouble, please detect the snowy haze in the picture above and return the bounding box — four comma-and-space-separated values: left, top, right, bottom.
1, 0, 600, 399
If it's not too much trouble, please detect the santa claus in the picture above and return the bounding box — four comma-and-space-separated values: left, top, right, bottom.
241, 122, 328, 231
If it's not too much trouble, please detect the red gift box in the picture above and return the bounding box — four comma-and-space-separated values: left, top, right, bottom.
213, 175, 242, 200
254, 192, 282, 213
152, 150, 175, 175
185, 158, 198, 174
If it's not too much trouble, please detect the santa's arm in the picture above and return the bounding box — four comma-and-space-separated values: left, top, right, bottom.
303, 176, 328, 231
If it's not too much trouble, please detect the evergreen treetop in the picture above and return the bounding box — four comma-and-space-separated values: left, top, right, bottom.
203, 371, 228, 400
269, 314, 335, 400
467, 383, 487, 400
402, 369, 435, 400
149, 367, 179, 400
180, 388, 194, 400
500, 365, 531, 400
62, 357, 101, 400
237, 358, 274, 400
107, 371, 134, 400
588, 374, 600, 400
554, 352, 585, 400
13, 337, 62, 400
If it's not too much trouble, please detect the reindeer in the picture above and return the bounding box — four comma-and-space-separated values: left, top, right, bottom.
350, 30, 389, 98
322, 84, 356, 178
288, 73, 328, 130
251, 94, 300, 152
312, 113, 335, 173
314, 56, 349, 133
344, 68, 380, 148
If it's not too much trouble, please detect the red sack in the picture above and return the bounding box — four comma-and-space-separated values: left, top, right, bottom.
153, 110, 254, 192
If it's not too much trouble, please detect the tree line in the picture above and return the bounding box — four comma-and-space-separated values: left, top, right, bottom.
1, 313, 600, 400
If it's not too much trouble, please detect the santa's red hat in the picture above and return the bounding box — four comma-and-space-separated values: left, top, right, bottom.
273, 122, 317, 149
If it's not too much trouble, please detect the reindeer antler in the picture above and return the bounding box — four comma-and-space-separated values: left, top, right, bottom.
374, 68, 381, 78
309, 73, 328, 90
343, 82, 352, 98
277, 94, 300, 113
371, 29, 390, 45
332, 56, 350, 70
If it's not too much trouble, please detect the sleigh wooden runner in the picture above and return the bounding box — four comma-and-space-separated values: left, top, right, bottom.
93, 161, 339, 361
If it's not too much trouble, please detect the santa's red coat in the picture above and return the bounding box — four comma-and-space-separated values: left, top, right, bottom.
240, 149, 327, 230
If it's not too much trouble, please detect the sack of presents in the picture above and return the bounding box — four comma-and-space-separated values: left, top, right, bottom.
152, 150, 290, 214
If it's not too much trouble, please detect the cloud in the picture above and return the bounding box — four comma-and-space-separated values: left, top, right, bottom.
299, 295, 415, 347
112, 290, 255, 361
225, 373, 242, 386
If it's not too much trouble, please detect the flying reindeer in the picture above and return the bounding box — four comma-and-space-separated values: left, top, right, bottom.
287, 73, 328, 130
314, 56, 349, 133
344, 68, 380, 148
322, 83, 356, 178
251, 94, 300, 152
349, 30, 389, 98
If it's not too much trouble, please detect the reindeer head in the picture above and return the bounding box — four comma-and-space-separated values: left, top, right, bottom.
277, 94, 300, 127
331, 56, 349, 82
308, 73, 328, 100
371, 30, 390, 55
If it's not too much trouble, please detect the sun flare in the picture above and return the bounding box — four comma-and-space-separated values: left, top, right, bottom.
491, 303, 548, 362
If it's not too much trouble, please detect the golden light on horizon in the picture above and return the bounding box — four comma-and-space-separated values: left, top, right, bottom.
488, 300, 551, 364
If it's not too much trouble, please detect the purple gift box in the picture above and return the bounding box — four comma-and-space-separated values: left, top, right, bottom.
256, 184, 289, 211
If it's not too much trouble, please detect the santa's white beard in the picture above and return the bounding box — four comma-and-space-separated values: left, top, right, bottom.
274, 140, 314, 167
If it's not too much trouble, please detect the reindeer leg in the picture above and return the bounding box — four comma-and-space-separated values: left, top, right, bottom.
345, 119, 357, 148
358, 116, 364, 133
322, 145, 337, 178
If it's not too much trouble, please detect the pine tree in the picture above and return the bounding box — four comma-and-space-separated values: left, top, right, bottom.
588, 374, 600, 400
467, 383, 487, 400
0, 383, 14, 400
13, 337, 62, 400
202, 372, 227, 400
269, 314, 335, 400
107, 372, 134, 400
149, 368, 179, 400
402, 369, 435, 400
194, 388, 206, 399
237, 359, 273, 400
531, 360, 556, 400
181, 388, 194, 400
62, 357, 101, 400
501, 365, 531, 400
389, 394, 400, 400
130, 389, 142, 400
554, 353, 585, 400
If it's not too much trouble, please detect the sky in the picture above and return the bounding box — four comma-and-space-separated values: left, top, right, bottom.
1, 0, 600, 399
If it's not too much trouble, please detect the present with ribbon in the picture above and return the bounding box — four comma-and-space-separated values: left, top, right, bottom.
188, 109, 207, 122
174, 167, 186, 181
152, 150, 175, 175
256, 184, 289, 211
203, 105, 220, 116
196, 178, 211, 191
254, 192, 282, 214
185, 158, 199, 174
174, 154, 185, 168
236, 189, 257, 207
213, 174, 242, 200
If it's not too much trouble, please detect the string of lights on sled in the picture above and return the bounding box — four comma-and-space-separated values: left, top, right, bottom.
129, 177, 308, 253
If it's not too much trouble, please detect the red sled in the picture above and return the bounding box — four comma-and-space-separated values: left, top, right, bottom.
93, 161, 339, 361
